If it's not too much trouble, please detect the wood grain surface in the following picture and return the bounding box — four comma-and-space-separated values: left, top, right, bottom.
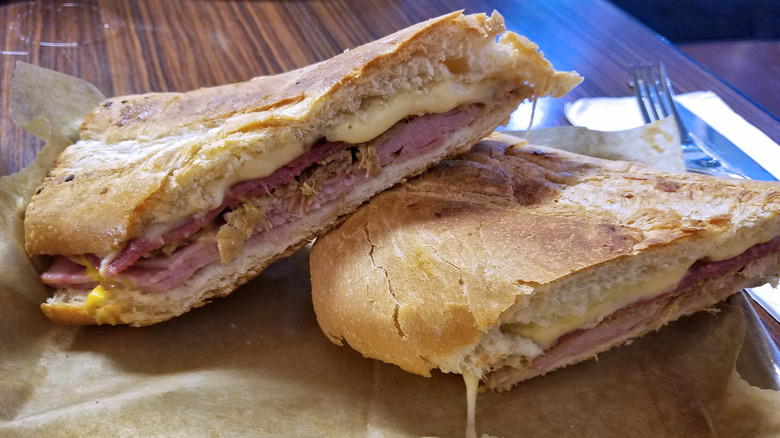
1, 0, 779, 351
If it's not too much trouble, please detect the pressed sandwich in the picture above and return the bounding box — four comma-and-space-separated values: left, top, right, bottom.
310, 133, 780, 391
25, 12, 582, 326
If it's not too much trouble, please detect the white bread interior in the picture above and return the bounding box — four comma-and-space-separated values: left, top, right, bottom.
310, 133, 780, 391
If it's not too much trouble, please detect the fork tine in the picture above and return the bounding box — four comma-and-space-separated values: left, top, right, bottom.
656, 62, 690, 143
631, 62, 687, 140
640, 65, 660, 121
649, 66, 672, 118
630, 64, 652, 124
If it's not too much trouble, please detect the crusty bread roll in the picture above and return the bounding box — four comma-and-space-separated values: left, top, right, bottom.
27, 12, 582, 326
310, 133, 780, 391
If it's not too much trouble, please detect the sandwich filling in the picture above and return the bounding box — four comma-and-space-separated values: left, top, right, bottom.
459, 241, 780, 438
40, 103, 485, 293
482, 235, 780, 388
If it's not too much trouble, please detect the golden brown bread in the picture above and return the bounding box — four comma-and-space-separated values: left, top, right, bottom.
29, 12, 582, 326
25, 11, 580, 257
310, 133, 780, 390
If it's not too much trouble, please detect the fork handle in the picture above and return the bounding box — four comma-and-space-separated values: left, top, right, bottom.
686, 159, 745, 178
683, 136, 746, 179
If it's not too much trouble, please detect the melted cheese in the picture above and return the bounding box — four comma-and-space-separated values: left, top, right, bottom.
327, 80, 496, 144
84, 285, 108, 312
505, 228, 779, 347
203, 140, 307, 204
706, 228, 778, 261
151, 79, 495, 235
76, 255, 104, 282
463, 372, 480, 438
209, 80, 494, 204
76, 258, 120, 325
506, 262, 691, 347
84, 285, 118, 325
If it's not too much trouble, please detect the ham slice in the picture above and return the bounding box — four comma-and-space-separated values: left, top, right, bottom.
530, 236, 780, 375
102, 141, 348, 277
119, 241, 220, 291
43, 105, 480, 291
42, 257, 97, 287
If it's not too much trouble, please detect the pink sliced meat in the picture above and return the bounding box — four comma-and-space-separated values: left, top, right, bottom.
41, 257, 96, 286
377, 107, 477, 164
100, 141, 346, 277
43, 105, 481, 290
118, 241, 220, 291
530, 298, 664, 372
530, 236, 780, 374
102, 236, 164, 277
41, 243, 219, 292
162, 202, 228, 242
226, 140, 348, 205
677, 236, 780, 291
103, 200, 230, 277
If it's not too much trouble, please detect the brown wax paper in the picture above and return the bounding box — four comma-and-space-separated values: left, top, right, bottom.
2, 64, 780, 437
506, 118, 686, 173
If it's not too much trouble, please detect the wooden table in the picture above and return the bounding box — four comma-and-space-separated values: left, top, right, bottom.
2, 0, 779, 350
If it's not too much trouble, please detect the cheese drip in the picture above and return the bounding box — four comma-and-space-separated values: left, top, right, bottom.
463, 372, 480, 438
84, 285, 118, 325
84, 285, 108, 313
73, 257, 121, 325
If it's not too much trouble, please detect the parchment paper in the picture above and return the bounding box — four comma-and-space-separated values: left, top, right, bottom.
506, 117, 686, 173
2, 64, 779, 437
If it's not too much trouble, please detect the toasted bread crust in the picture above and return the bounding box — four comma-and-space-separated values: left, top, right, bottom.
310, 133, 780, 377
25, 11, 581, 257
29, 12, 584, 326
37, 98, 541, 326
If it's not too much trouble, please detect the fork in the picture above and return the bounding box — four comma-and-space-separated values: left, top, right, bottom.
629, 62, 743, 179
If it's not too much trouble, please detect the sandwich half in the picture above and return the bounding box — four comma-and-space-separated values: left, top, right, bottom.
25, 12, 582, 326
310, 133, 780, 391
